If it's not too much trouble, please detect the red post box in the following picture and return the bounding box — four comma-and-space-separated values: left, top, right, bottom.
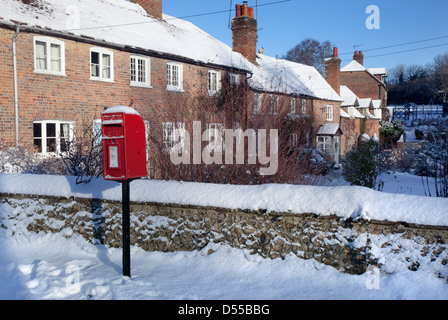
101, 106, 147, 181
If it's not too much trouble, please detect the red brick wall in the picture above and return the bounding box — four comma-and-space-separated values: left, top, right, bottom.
325, 57, 341, 95
231, 16, 257, 64
131, 0, 162, 19
364, 119, 379, 139
340, 71, 387, 107
0, 28, 239, 153
0, 28, 15, 145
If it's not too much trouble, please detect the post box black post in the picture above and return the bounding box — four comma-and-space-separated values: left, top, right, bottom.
101, 106, 148, 279
121, 179, 131, 278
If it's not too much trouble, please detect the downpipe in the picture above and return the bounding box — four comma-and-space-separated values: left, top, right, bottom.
12, 24, 20, 147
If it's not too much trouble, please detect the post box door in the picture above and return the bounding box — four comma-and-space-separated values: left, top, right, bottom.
103, 138, 125, 179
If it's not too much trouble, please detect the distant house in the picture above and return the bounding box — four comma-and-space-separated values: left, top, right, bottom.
230, 5, 343, 164
325, 48, 383, 155
340, 51, 388, 120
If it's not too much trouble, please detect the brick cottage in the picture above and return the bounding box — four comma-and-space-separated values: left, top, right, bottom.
0, 0, 387, 177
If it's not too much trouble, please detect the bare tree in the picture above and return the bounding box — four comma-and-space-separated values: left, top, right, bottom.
283, 38, 332, 76
434, 53, 448, 104
420, 119, 448, 197
59, 120, 103, 184
147, 73, 332, 185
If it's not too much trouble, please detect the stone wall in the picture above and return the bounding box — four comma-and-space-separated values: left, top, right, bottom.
1, 194, 447, 277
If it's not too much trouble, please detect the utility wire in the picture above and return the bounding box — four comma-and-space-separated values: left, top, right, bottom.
64, 0, 292, 32
339, 35, 448, 56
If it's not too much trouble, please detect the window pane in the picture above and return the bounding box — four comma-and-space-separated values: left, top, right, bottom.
91, 52, 100, 77
172, 65, 178, 87
50, 43, 61, 72
46, 123, 56, 138
167, 64, 172, 85
33, 123, 42, 138
47, 139, 56, 153
138, 59, 145, 83
102, 54, 111, 79
130, 58, 136, 82
35, 41, 47, 70
34, 139, 42, 153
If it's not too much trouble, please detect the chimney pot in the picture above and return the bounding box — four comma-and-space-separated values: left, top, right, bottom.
353, 50, 364, 66
333, 47, 338, 58
235, 4, 241, 17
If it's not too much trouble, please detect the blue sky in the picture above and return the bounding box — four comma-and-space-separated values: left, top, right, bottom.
162, 0, 448, 71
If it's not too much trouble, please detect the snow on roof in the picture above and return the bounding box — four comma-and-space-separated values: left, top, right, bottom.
347, 107, 365, 119
340, 109, 350, 118
341, 61, 387, 83
372, 100, 382, 109
358, 98, 373, 109
368, 68, 387, 76
340, 85, 359, 107
316, 123, 341, 135
340, 60, 366, 72
0, 0, 252, 71
249, 54, 342, 101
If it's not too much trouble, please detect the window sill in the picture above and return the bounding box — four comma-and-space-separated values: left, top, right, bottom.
90, 77, 115, 83
34, 70, 67, 77
166, 86, 185, 93
131, 82, 153, 89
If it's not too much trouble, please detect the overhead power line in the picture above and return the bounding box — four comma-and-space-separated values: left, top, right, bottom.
341, 42, 448, 63
339, 35, 448, 57
64, 0, 292, 32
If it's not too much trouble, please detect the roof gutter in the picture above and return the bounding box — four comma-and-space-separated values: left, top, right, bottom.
12, 24, 20, 147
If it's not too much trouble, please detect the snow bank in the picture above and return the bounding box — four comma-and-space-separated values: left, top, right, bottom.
1, 173, 448, 227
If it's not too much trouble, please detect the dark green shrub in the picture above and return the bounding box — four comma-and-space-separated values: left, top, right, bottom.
342, 138, 380, 189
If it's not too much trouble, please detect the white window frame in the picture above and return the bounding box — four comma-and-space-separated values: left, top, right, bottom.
130, 55, 151, 88
166, 62, 184, 92
301, 99, 307, 114
254, 93, 263, 114
326, 105, 333, 121
317, 136, 333, 156
33, 120, 74, 155
90, 47, 114, 82
269, 95, 279, 115
33, 36, 66, 76
229, 73, 241, 85
208, 70, 221, 96
162, 122, 186, 152
290, 97, 296, 114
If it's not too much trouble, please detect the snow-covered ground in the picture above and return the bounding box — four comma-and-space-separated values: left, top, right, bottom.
1, 173, 448, 300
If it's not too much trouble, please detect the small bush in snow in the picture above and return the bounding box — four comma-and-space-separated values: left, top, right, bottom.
342, 138, 380, 189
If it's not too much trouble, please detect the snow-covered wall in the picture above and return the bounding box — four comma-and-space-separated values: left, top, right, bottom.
1, 173, 448, 227
2, 192, 448, 276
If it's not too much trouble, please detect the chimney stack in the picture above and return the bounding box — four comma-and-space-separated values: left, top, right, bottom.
232, 2, 257, 64
325, 47, 341, 95
353, 50, 364, 66
131, 0, 163, 19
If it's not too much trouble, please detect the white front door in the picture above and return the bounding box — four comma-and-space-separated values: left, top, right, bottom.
333, 136, 340, 165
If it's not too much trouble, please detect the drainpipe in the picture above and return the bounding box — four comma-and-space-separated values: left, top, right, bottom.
12, 24, 20, 147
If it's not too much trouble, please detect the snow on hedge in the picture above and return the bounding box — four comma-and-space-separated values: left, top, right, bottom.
1, 173, 448, 227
